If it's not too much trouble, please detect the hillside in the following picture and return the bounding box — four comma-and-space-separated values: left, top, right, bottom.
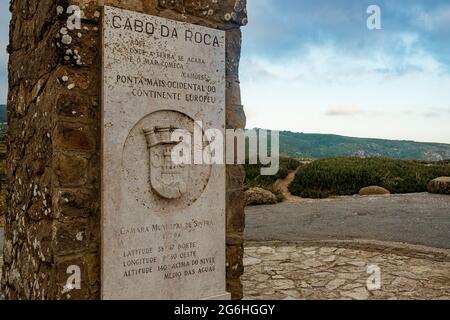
0, 106, 448, 161
0, 104, 5, 123
277, 130, 450, 161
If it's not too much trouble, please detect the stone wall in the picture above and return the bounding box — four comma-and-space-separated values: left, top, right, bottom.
1, 0, 247, 300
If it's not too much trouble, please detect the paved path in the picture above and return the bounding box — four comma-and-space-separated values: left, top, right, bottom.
243, 243, 450, 300
0, 227, 2, 300
245, 193, 450, 249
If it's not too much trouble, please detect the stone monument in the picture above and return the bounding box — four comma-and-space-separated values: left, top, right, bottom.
102, 6, 227, 300
1, 0, 247, 300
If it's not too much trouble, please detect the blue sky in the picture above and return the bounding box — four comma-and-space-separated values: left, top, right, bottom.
0, 2, 8, 106
1, 1, 450, 143
241, 0, 450, 143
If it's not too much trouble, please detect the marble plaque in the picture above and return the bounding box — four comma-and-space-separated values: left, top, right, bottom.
101, 6, 227, 300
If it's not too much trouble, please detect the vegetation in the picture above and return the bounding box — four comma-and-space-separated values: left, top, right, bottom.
0, 104, 6, 123
276, 130, 450, 161
0, 105, 449, 210
288, 157, 450, 199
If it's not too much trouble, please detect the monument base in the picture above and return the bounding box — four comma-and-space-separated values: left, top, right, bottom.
202, 293, 232, 300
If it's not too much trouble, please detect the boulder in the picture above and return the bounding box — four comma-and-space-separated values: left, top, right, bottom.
358, 186, 390, 196
244, 187, 277, 206
427, 177, 450, 195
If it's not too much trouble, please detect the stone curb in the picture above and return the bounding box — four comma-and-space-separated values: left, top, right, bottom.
245, 239, 450, 262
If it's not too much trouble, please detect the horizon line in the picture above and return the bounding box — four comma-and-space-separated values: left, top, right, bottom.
246, 127, 450, 146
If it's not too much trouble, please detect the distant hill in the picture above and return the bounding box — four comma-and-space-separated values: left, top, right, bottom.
277, 130, 450, 161
0, 105, 6, 123
0, 107, 448, 161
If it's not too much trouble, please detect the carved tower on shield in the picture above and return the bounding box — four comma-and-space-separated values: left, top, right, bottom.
143, 126, 188, 200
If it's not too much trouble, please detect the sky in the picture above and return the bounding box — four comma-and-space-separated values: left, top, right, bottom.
241, 0, 450, 144
0, 1, 449, 143
0, 2, 8, 106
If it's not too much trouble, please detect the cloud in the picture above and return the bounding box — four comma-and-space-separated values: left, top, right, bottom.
241, 35, 450, 143
423, 112, 440, 118
325, 106, 360, 116
239, 0, 450, 143
425, 107, 450, 116
413, 5, 450, 31
242, 36, 447, 89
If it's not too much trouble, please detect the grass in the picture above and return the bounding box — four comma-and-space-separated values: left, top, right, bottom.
288, 157, 450, 199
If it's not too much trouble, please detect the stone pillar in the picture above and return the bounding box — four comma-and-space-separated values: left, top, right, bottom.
1, 0, 247, 300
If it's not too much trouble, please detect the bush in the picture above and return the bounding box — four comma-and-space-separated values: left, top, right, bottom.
288, 157, 450, 199
245, 157, 301, 189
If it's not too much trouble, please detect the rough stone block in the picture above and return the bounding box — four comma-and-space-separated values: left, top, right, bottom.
3, 0, 246, 300
53, 219, 89, 256
55, 153, 88, 187
54, 122, 96, 151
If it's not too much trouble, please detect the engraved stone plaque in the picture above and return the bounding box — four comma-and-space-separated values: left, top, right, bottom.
101, 6, 227, 300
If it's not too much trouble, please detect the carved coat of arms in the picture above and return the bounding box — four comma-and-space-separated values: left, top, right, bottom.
143, 126, 188, 199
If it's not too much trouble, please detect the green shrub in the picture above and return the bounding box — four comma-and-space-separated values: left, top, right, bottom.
288, 157, 450, 198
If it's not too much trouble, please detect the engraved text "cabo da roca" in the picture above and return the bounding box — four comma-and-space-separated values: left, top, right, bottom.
112, 15, 221, 47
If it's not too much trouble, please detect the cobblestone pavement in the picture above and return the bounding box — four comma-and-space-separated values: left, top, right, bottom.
0, 256, 3, 300
0, 227, 3, 300
2, 225, 450, 300
243, 242, 450, 300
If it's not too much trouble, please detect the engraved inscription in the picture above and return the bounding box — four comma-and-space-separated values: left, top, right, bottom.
102, 6, 226, 300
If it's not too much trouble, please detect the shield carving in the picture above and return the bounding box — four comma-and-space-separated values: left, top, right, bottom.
143, 126, 188, 200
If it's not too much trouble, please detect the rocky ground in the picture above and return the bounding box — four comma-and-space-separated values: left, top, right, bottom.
243, 242, 450, 300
